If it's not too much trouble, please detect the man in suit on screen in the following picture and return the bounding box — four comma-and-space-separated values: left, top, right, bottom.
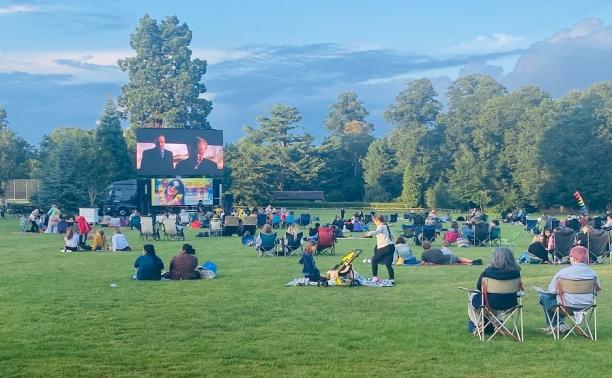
139, 135, 174, 175
175, 136, 219, 176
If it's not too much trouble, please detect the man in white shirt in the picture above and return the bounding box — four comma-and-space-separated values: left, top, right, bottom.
112, 228, 131, 251
539, 246, 601, 329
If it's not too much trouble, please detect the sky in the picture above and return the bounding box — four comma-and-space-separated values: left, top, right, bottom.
2, 0, 612, 144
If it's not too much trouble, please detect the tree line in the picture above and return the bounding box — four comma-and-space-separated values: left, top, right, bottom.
0, 15, 610, 212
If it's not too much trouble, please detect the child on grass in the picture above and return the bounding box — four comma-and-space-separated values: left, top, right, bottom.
299, 241, 325, 282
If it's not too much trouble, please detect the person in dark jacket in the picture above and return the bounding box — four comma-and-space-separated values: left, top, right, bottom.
298, 241, 324, 282
468, 247, 522, 332
133, 244, 164, 281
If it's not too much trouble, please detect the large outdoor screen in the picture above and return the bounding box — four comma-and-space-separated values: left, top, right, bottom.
151, 177, 214, 206
136, 128, 223, 177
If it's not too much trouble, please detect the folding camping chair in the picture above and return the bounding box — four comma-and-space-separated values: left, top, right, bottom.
271, 213, 281, 229
524, 219, 539, 235
552, 228, 576, 264
489, 226, 502, 247
316, 227, 336, 255
587, 229, 611, 264
533, 279, 598, 340
256, 213, 268, 228
243, 215, 257, 236
389, 213, 398, 223
402, 224, 415, 241
139, 216, 159, 241
223, 216, 240, 236
162, 219, 184, 240
209, 218, 223, 237
472, 222, 489, 246
282, 231, 303, 257
566, 218, 581, 232
256, 232, 279, 257
420, 224, 437, 243
299, 213, 311, 227
460, 278, 524, 342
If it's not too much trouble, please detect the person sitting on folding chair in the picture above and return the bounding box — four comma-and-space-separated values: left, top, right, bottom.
538, 246, 601, 335
467, 247, 522, 334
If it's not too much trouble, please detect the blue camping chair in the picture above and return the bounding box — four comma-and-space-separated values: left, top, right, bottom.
257, 213, 268, 228
525, 219, 539, 234
256, 232, 279, 257
299, 213, 311, 227
286, 214, 295, 226
271, 213, 281, 228
402, 224, 415, 241
421, 225, 437, 243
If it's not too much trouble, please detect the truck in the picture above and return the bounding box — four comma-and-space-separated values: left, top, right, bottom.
103, 178, 222, 216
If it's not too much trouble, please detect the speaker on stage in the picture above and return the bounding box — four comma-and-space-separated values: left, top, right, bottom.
224, 194, 233, 213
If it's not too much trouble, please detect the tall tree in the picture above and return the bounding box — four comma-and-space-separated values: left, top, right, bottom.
118, 15, 212, 137
0, 106, 33, 194
227, 104, 322, 204
325, 91, 373, 134
94, 98, 135, 201
362, 138, 401, 201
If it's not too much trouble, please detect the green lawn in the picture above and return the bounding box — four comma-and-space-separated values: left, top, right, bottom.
1, 211, 611, 377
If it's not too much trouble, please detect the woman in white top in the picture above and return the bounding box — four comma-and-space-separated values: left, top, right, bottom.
62, 228, 80, 252
365, 215, 395, 283
112, 228, 131, 251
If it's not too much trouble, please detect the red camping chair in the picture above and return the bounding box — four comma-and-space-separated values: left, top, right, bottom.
316, 227, 336, 255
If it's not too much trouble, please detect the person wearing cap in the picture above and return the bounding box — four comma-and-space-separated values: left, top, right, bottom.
539, 246, 601, 331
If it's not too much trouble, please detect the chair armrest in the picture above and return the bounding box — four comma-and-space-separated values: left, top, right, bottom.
458, 287, 481, 293
531, 286, 554, 295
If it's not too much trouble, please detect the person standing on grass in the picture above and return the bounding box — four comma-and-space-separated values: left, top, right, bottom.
133, 244, 164, 281
364, 215, 395, 284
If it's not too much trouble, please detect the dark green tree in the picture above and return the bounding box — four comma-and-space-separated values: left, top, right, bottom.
118, 15, 212, 138
96, 98, 134, 180
362, 138, 401, 201
325, 91, 373, 134
0, 106, 34, 194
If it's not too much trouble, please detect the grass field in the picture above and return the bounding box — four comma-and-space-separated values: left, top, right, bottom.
1, 210, 611, 377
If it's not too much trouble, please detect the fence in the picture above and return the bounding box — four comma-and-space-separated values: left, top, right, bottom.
3, 179, 39, 203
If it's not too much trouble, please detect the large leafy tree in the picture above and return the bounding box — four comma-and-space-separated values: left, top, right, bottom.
320, 92, 374, 201
383, 79, 444, 205
362, 138, 401, 201
227, 104, 322, 204
118, 15, 212, 137
38, 129, 98, 211
0, 106, 34, 194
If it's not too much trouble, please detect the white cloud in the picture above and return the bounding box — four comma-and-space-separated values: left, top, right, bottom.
0, 4, 43, 15
0, 47, 253, 83
453, 32, 526, 53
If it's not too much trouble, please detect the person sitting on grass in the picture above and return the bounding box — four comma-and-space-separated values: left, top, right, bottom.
164, 244, 200, 280
299, 241, 325, 282
528, 232, 550, 263
111, 228, 131, 252
393, 236, 414, 264
133, 244, 164, 281
61, 228, 80, 252
467, 247, 522, 333
91, 229, 106, 251
420, 241, 482, 265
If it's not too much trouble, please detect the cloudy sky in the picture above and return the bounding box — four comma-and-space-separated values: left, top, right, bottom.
2, 0, 612, 144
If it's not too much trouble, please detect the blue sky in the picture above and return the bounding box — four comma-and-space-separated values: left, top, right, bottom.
2, 0, 612, 143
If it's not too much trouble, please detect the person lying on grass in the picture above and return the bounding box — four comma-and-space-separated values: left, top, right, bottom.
420, 241, 482, 265
133, 244, 164, 281
299, 241, 326, 282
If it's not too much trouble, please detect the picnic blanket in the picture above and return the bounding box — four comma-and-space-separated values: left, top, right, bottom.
285, 276, 394, 287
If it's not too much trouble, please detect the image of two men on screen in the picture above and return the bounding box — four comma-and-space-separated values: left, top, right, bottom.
136, 129, 223, 177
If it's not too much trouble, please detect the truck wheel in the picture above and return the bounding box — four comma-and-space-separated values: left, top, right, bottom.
117, 207, 129, 217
